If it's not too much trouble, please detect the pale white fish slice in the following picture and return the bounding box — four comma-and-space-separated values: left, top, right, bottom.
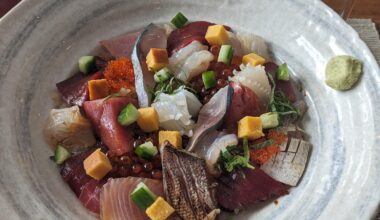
231, 64, 271, 104
176, 50, 214, 82
235, 32, 272, 61
169, 41, 208, 74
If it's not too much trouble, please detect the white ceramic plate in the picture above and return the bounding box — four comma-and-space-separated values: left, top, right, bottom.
0, 0, 379, 219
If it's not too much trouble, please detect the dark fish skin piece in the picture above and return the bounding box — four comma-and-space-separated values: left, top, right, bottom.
161, 145, 219, 220
216, 168, 289, 211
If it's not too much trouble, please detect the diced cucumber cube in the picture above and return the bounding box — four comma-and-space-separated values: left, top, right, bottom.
217, 45, 233, 64
131, 182, 157, 210
202, 71, 216, 89
276, 63, 290, 81
154, 67, 172, 83
78, 56, 96, 74
135, 141, 158, 160
55, 145, 71, 165
118, 103, 140, 126
260, 112, 279, 129
171, 12, 188, 28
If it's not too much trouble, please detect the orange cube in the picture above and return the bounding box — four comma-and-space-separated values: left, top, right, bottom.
146, 48, 169, 71
88, 79, 110, 100
83, 149, 112, 180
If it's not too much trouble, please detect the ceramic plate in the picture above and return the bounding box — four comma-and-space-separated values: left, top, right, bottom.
0, 0, 379, 219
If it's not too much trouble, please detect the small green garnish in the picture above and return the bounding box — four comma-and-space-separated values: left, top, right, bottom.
154, 67, 172, 83
220, 138, 254, 172
260, 112, 279, 129
276, 63, 289, 81
130, 182, 157, 210
202, 71, 216, 89
54, 145, 71, 165
118, 103, 139, 126
268, 74, 299, 121
78, 56, 96, 74
171, 12, 188, 28
135, 141, 158, 160
217, 45, 233, 64
153, 75, 197, 102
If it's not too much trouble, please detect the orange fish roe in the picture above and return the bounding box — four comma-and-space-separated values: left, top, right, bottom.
104, 57, 136, 93
267, 129, 288, 145
250, 144, 280, 165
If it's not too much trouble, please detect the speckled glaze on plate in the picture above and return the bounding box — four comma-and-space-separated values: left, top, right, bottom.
0, 0, 379, 219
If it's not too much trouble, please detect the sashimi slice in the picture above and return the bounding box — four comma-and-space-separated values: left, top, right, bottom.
61, 149, 105, 214
217, 168, 288, 211
56, 71, 103, 106
100, 31, 141, 58
83, 97, 138, 155
100, 177, 164, 220
222, 82, 264, 132
176, 50, 214, 82
169, 41, 208, 74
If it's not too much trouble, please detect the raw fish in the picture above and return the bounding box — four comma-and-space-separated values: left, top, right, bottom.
100, 31, 141, 58
161, 144, 219, 220
176, 50, 214, 82
132, 24, 169, 107
100, 177, 164, 220
169, 41, 208, 74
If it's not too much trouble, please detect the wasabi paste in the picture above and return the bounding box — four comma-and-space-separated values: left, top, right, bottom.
325, 55, 363, 90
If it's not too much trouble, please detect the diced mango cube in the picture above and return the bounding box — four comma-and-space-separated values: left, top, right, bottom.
205, 24, 229, 46
137, 107, 160, 132
146, 48, 168, 71
238, 116, 264, 140
242, 53, 266, 67
83, 149, 112, 180
159, 131, 182, 148
88, 79, 110, 100
146, 197, 175, 220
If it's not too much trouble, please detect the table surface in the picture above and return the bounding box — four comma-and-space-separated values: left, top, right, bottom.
1, 0, 380, 30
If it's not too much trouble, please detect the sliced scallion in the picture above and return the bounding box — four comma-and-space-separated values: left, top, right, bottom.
217, 45, 233, 64
78, 56, 96, 74
202, 71, 216, 89
171, 12, 188, 28
276, 63, 289, 81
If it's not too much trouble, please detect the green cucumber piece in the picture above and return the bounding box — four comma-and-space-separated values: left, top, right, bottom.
202, 71, 216, 89
154, 67, 172, 83
135, 141, 158, 160
130, 182, 157, 210
217, 45, 233, 64
78, 56, 96, 74
118, 103, 139, 126
54, 145, 71, 165
171, 12, 188, 28
276, 63, 289, 81
260, 112, 279, 129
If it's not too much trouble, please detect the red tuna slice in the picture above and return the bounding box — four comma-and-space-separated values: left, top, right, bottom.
83, 96, 138, 155
217, 168, 289, 211
56, 71, 103, 106
223, 82, 264, 132
79, 179, 106, 214
100, 177, 165, 220
167, 21, 214, 56
100, 31, 141, 58
264, 62, 297, 102
60, 149, 105, 214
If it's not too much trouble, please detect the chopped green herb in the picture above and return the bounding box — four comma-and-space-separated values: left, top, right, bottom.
130, 182, 157, 210
202, 71, 216, 89
276, 63, 289, 81
78, 56, 96, 74
220, 138, 254, 172
267, 74, 299, 121
171, 12, 188, 28
217, 45, 233, 64
118, 103, 139, 126
153, 75, 197, 102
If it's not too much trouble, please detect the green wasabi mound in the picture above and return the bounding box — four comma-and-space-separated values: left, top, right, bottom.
325, 55, 363, 91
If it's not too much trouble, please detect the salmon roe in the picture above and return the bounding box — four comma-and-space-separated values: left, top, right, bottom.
104, 57, 136, 93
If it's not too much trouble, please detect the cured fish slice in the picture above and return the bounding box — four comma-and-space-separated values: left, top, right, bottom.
261, 136, 311, 186
100, 177, 164, 220
100, 31, 141, 58
161, 145, 219, 220
131, 24, 169, 107
187, 85, 233, 151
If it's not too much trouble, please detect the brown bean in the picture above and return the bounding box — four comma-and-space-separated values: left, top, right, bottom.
151, 170, 163, 179
120, 155, 132, 165
143, 162, 153, 172
217, 79, 228, 88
